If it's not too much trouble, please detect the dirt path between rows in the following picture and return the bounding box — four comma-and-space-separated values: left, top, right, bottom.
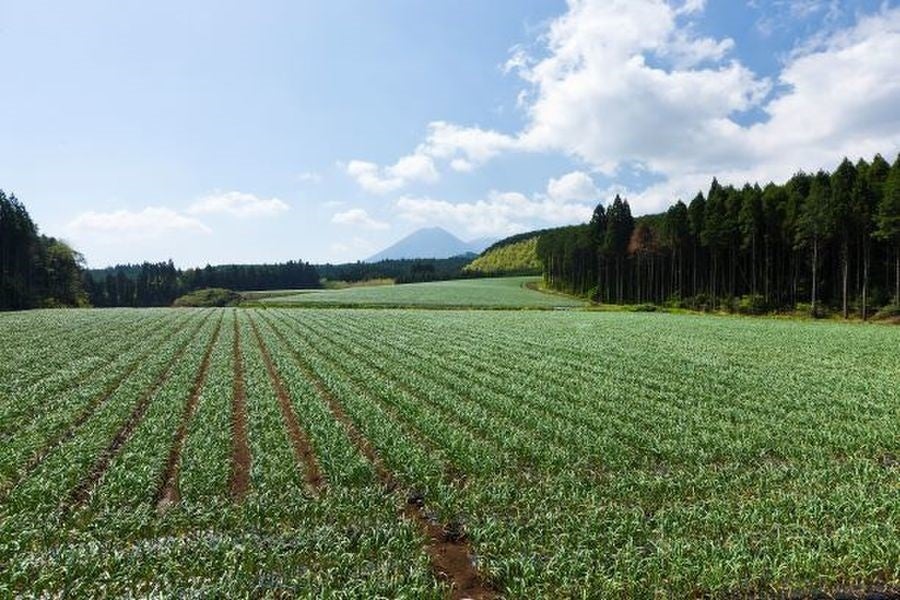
258, 312, 495, 600
229, 313, 252, 502
0, 312, 195, 505
65, 312, 211, 512
248, 313, 323, 495
155, 312, 225, 510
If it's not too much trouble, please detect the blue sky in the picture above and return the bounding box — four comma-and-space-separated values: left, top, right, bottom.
1, 0, 897, 267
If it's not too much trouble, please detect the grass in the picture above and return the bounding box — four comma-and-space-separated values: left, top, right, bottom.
0, 307, 897, 597
255, 275, 586, 309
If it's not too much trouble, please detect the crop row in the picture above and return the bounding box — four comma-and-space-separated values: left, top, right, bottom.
0, 307, 896, 597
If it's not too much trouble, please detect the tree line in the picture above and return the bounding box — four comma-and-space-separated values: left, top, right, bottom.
85, 260, 321, 307
536, 154, 900, 317
1, 189, 322, 311
317, 256, 475, 284
1, 190, 88, 310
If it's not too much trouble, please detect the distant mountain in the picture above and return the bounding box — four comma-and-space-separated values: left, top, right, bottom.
367, 227, 495, 262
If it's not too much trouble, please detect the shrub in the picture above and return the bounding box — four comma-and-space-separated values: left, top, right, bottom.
173, 288, 242, 307
736, 294, 768, 315
872, 304, 900, 322
631, 303, 657, 312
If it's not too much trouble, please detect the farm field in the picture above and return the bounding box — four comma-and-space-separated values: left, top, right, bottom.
0, 308, 898, 597
253, 275, 585, 308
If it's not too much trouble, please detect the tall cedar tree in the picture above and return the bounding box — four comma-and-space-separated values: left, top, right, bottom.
535, 154, 900, 317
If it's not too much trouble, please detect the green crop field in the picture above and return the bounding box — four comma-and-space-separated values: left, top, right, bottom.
0, 307, 898, 598
254, 275, 585, 308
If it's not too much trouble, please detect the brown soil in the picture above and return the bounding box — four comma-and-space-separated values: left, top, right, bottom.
229, 314, 252, 502
248, 314, 323, 495
155, 312, 224, 511
261, 314, 494, 599
65, 313, 209, 511
0, 313, 194, 504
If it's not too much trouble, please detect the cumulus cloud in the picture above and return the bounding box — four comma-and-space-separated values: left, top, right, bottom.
344, 122, 517, 192
345, 154, 439, 194
331, 208, 390, 230
346, 1, 900, 215
187, 191, 289, 218
546, 171, 600, 203
67, 207, 211, 239
396, 176, 595, 238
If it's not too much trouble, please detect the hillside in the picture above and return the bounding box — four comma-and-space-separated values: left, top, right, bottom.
256, 276, 584, 308
464, 236, 541, 275
367, 227, 493, 261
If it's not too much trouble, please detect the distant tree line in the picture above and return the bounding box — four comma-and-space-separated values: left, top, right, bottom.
317, 256, 474, 284
85, 260, 321, 307
1, 190, 88, 310
537, 154, 900, 317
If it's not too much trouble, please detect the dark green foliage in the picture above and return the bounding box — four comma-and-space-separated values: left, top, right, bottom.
317, 255, 474, 284
87, 260, 320, 307
534, 154, 900, 318
0, 190, 88, 310
172, 287, 242, 307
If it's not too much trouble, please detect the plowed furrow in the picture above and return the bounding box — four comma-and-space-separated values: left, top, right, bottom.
259, 315, 494, 600
155, 312, 224, 510
65, 312, 210, 512
248, 314, 323, 495
229, 314, 252, 502
0, 312, 193, 504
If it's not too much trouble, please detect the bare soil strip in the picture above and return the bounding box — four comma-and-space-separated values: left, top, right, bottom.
0, 312, 194, 504
259, 315, 494, 600
65, 313, 211, 512
247, 313, 323, 495
229, 314, 252, 502
155, 312, 224, 510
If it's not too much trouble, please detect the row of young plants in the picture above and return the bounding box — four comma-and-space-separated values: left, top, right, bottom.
0, 307, 896, 597
0, 310, 197, 494
278, 309, 899, 596
0, 309, 440, 597
0, 309, 170, 429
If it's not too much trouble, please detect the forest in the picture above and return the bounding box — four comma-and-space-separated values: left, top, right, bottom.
537, 154, 900, 318
0, 190, 321, 310
0, 190, 88, 310
85, 260, 320, 307
316, 256, 474, 284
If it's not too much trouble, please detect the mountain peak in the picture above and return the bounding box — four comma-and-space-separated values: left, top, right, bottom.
366, 227, 495, 262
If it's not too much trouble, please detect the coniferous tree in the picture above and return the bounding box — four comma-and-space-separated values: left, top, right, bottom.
875, 156, 900, 304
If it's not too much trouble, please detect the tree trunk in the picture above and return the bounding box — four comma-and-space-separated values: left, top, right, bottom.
895, 245, 899, 305
842, 240, 849, 319
862, 242, 869, 321
811, 237, 818, 315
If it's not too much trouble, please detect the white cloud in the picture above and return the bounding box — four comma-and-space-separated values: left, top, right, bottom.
344, 1, 900, 217
187, 191, 289, 218
345, 153, 438, 194
297, 171, 322, 183
396, 183, 595, 238
514, 0, 769, 177
546, 171, 600, 203
331, 208, 390, 230
67, 207, 211, 240
416, 121, 519, 171
344, 121, 518, 192
342, 0, 900, 221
